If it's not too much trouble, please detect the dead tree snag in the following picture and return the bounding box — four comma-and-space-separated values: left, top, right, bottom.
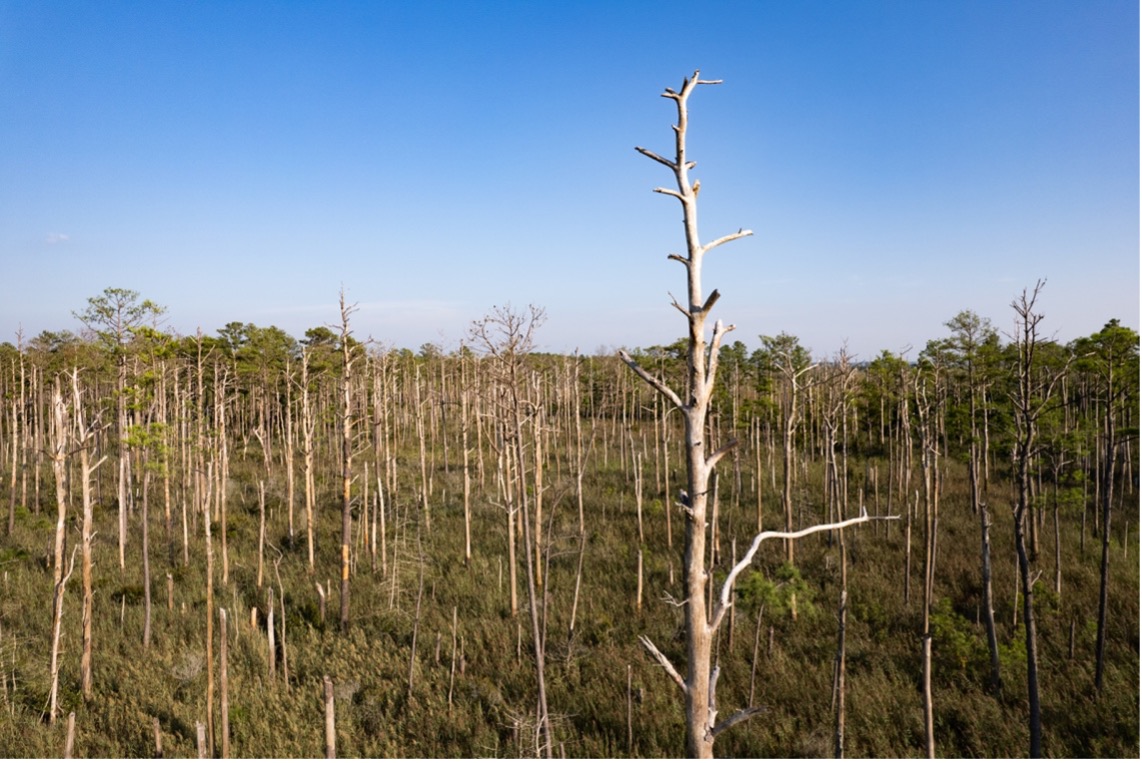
622, 71, 892, 758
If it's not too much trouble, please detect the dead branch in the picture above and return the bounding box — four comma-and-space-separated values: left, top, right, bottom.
638, 636, 685, 693
710, 509, 899, 632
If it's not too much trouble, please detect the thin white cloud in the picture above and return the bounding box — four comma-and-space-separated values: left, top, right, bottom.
45, 233, 70, 245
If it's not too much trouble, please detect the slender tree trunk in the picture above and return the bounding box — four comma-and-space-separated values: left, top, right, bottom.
971, 394, 1001, 691
339, 299, 354, 633
219, 608, 230, 759
142, 464, 152, 649
302, 351, 316, 574
118, 353, 128, 571
285, 359, 296, 544
833, 528, 848, 758
204, 482, 215, 756
1094, 398, 1117, 691
323, 676, 336, 759
47, 381, 71, 724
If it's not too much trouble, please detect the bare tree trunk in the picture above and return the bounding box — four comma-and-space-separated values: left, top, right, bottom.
323, 675, 336, 758
462, 385, 472, 565
204, 483, 215, 757
257, 480, 266, 589
142, 464, 152, 649
339, 293, 356, 632
917, 372, 940, 759
285, 358, 296, 544
833, 529, 848, 758
48, 380, 72, 725
66, 370, 102, 702
971, 391, 1002, 692
622, 72, 884, 759
267, 587, 276, 679
1094, 400, 1117, 691
64, 711, 76, 757
118, 352, 128, 571
219, 608, 230, 759
301, 350, 316, 574
1009, 281, 1065, 757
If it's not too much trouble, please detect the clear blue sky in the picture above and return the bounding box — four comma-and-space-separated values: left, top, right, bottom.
1, 0, 1137, 360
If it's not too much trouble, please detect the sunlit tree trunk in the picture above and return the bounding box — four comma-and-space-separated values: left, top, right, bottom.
622, 72, 883, 759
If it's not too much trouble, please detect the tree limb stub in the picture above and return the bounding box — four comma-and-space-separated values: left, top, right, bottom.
639, 636, 686, 693
635, 146, 676, 169
706, 438, 739, 471
711, 706, 767, 738
700, 289, 720, 316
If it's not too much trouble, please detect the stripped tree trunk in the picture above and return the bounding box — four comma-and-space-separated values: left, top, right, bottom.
219, 608, 230, 759
339, 291, 356, 632
623, 71, 885, 758
323, 676, 336, 758
1009, 281, 1067, 758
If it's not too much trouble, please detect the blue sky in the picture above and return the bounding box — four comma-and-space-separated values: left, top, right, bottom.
1, 0, 1137, 360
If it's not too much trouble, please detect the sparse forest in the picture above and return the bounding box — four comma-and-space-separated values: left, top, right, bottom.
0, 75, 1137, 758
0, 287, 1135, 758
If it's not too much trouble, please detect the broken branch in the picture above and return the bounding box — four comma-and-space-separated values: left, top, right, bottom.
639, 636, 686, 693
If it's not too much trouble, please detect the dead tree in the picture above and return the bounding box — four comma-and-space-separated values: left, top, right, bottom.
470, 304, 553, 756
1008, 280, 1068, 758
47, 378, 75, 724
914, 359, 943, 758
72, 369, 105, 701
621, 71, 891, 758
338, 290, 359, 632
300, 347, 317, 573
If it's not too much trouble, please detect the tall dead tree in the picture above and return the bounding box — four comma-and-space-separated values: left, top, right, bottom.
621, 71, 887, 758
338, 291, 358, 632
47, 378, 72, 724
72, 369, 104, 701
470, 304, 552, 756
1009, 281, 1068, 758
759, 332, 817, 565
300, 346, 317, 573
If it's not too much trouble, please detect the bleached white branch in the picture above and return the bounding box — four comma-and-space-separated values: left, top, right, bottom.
709, 508, 899, 632
707, 663, 721, 732
618, 350, 684, 410
668, 292, 691, 319
635, 146, 676, 169
704, 319, 735, 392
706, 438, 739, 472
701, 228, 754, 255
639, 635, 685, 693
653, 187, 685, 202
711, 706, 766, 738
